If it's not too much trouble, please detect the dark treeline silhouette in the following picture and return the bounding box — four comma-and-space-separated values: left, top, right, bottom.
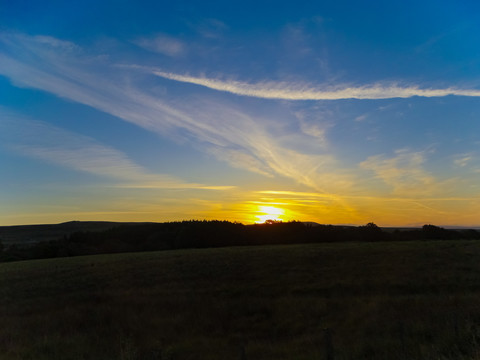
1, 221, 479, 262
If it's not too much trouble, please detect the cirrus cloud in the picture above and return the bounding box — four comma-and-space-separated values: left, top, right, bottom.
0, 110, 234, 190
152, 70, 480, 100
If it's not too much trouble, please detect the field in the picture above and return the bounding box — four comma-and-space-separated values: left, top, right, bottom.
2, 240, 480, 359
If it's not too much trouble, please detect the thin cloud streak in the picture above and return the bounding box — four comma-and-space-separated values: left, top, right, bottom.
0, 111, 233, 191
153, 70, 480, 100
114, 183, 236, 190
258, 190, 480, 202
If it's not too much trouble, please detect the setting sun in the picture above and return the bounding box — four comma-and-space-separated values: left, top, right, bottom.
255, 205, 286, 223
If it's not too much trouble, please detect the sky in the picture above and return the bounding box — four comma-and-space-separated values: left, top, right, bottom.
1, 0, 480, 226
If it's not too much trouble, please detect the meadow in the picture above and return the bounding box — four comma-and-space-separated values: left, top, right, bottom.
2, 240, 480, 359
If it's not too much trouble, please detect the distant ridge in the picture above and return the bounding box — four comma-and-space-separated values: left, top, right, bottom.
2, 220, 480, 247
0, 221, 123, 245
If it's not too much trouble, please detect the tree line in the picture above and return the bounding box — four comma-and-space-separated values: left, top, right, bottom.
1, 221, 479, 262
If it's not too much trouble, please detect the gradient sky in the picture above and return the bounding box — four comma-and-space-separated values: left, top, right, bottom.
1, 0, 480, 226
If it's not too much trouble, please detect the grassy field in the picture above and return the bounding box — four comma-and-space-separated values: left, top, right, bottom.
2, 241, 480, 359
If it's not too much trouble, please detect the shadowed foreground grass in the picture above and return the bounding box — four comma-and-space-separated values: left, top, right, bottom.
2, 241, 480, 359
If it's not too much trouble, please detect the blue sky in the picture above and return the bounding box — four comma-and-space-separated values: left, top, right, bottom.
1, 0, 480, 226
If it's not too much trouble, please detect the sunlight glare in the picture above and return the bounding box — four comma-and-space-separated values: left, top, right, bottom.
255, 205, 285, 223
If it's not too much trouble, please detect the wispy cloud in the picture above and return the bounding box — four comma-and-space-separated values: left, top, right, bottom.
0, 110, 233, 190
194, 18, 228, 39
453, 153, 473, 167
0, 32, 355, 194
258, 190, 480, 202
152, 70, 480, 100
33, 35, 79, 50
355, 114, 368, 122
359, 149, 448, 196
133, 33, 186, 56
295, 111, 329, 146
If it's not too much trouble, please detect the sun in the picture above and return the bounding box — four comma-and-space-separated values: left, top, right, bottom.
255, 205, 285, 223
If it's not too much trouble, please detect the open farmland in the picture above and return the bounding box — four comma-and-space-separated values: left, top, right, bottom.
2, 240, 480, 359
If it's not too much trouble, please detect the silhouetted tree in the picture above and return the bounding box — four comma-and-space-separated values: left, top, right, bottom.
359, 222, 385, 241
422, 224, 442, 232
264, 219, 282, 225
364, 222, 380, 230
422, 224, 454, 240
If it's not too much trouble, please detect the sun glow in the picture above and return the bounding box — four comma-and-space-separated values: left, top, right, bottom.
255, 205, 286, 223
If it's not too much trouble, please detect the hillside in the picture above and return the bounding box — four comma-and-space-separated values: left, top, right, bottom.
2, 241, 480, 359
0, 221, 131, 245
2, 221, 480, 263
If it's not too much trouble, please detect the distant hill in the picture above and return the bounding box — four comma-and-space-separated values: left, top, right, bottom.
0, 221, 128, 245
0, 220, 339, 246
2, 220, 480, 263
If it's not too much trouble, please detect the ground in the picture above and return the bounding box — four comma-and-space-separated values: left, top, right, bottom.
1, 240, 480, 359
